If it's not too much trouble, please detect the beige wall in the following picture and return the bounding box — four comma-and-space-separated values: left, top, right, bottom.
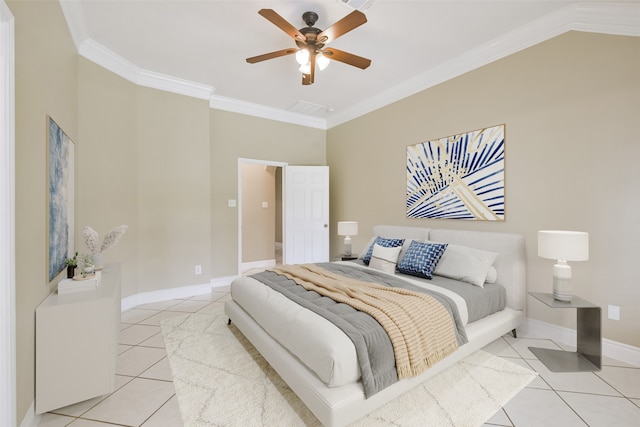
77, 61, 328, 292
135, 86, 212, 293
77, 58, 138, 296
78, 59, 213, 297
327, 32, 640, 347
209, 110, 326, 277
10, 0, 78, 421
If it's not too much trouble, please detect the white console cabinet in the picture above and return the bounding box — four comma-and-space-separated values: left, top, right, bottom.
36, 264, 121, 414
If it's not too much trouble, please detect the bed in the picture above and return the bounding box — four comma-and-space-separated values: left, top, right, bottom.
224, 225, 526, 426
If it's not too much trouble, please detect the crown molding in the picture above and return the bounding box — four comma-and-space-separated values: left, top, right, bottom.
210, 95, 326, 129
138, 70, 214, 101
77, 38, 215, 100
572, 1, 640, 36
59, 0, 88, 49
78, 38, 140, 84
326, 2, 640, 128
60, 1, 639, 129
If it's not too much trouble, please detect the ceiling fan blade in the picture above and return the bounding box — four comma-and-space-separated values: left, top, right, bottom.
258, 9, 306, 42
323, 48, 371, 69
246, 48, 296, 64
317, 10, 367, 44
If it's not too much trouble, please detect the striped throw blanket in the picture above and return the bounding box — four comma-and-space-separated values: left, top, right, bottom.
270, 263, 459, 380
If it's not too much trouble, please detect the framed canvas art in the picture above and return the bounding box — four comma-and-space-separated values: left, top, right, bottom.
47, 116, 75, 281
406, 124, 505, 221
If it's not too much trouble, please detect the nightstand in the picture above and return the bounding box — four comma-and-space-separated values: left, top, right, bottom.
528, 292, 601, 372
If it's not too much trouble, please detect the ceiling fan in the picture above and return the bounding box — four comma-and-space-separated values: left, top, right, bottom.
246, 9, 372, 85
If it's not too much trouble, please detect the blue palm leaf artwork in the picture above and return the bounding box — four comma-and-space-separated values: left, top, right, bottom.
406, 125, 505, 220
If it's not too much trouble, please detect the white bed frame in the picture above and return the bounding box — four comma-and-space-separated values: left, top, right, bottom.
224, 226, 527, 427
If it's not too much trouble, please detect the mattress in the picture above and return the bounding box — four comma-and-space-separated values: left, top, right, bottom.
230, 261, 506, 389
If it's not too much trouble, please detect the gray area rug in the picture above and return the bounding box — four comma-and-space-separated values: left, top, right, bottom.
161, 305, 536, 426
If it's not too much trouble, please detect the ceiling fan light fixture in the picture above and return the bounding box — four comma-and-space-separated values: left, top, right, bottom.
317, 53, 330, 70
247, 9, 371, 85
295, 48, 310, 65
299, 63, 311, 74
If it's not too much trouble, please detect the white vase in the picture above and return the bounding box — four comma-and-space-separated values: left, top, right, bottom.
93, 252, 104, 270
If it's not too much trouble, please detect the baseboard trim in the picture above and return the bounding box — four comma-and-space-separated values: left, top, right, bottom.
120, 276, 237, 312
522, 317, 640, 367
19, 401, 39, 427
210, 275, 237, 289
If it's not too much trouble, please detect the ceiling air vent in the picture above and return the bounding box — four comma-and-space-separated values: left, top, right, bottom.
338, 0, 376, 11
287, 101, 328, 116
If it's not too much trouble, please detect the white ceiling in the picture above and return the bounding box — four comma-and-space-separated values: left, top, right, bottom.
60, 0, 640, 128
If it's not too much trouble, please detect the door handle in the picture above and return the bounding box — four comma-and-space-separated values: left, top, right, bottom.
324, 224, 328, 228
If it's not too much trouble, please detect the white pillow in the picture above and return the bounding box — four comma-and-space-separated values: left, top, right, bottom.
369, 244, 402, 274
360, 237, 422, 264
358, 237, 377, 261
485, 266, 498, 284
433, 243, 498, 288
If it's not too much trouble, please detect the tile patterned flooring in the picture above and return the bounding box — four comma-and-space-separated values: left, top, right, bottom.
39, 285, 640, 427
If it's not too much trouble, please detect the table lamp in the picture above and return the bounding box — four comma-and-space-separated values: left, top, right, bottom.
337, 221, 358, 257
538, 230, 589, 301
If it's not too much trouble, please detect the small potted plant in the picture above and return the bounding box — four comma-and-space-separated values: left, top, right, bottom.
79, 253, 95, 277
65, 251, 78, 278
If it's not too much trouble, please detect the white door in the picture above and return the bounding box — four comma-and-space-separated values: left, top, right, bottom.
283, 166, 329, 264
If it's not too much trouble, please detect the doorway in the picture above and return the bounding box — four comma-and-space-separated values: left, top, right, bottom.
238, 158, 287, 276
237, 159, 330, 277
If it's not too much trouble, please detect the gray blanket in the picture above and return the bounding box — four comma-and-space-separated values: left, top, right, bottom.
251, 263, 467, 397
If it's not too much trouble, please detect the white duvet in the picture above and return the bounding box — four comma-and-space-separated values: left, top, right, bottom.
231, 262, 470, 388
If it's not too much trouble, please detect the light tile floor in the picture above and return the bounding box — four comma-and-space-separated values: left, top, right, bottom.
39, 285, 640, 427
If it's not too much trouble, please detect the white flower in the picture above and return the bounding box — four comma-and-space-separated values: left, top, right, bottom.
83, 225, 128, 254
100, 225, 128, 252
83, 226, 100, 254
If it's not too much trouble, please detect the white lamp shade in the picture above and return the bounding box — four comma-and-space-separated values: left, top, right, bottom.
337, 221, 358, 236
298, 63, 311, 74
538, 230, 589, 261
316, 53, 330, 70
295, 48, 310, 65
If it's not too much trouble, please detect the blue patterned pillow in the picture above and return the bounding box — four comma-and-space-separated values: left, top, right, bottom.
397, 240, 448, 279
363, 237, 405, 265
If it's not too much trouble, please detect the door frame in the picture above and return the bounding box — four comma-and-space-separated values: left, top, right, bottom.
237, 158, 287, 276
0, 1, 16, 425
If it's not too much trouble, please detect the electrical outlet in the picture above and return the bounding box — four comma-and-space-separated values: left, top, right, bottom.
608, 305, 620, 321
195, 265, 202, 275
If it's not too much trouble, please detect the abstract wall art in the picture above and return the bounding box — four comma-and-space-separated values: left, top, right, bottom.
406, 124, 505, 221
47, 116, 75, 281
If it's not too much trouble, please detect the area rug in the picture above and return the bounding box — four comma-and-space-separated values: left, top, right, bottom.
161, 306, 536, 427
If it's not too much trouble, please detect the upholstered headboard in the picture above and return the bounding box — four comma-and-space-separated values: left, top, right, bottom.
371, 225, 526, 311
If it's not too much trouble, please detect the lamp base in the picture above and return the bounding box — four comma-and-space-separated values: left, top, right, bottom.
343, 236, 352, 257
553, 262, 573, 301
